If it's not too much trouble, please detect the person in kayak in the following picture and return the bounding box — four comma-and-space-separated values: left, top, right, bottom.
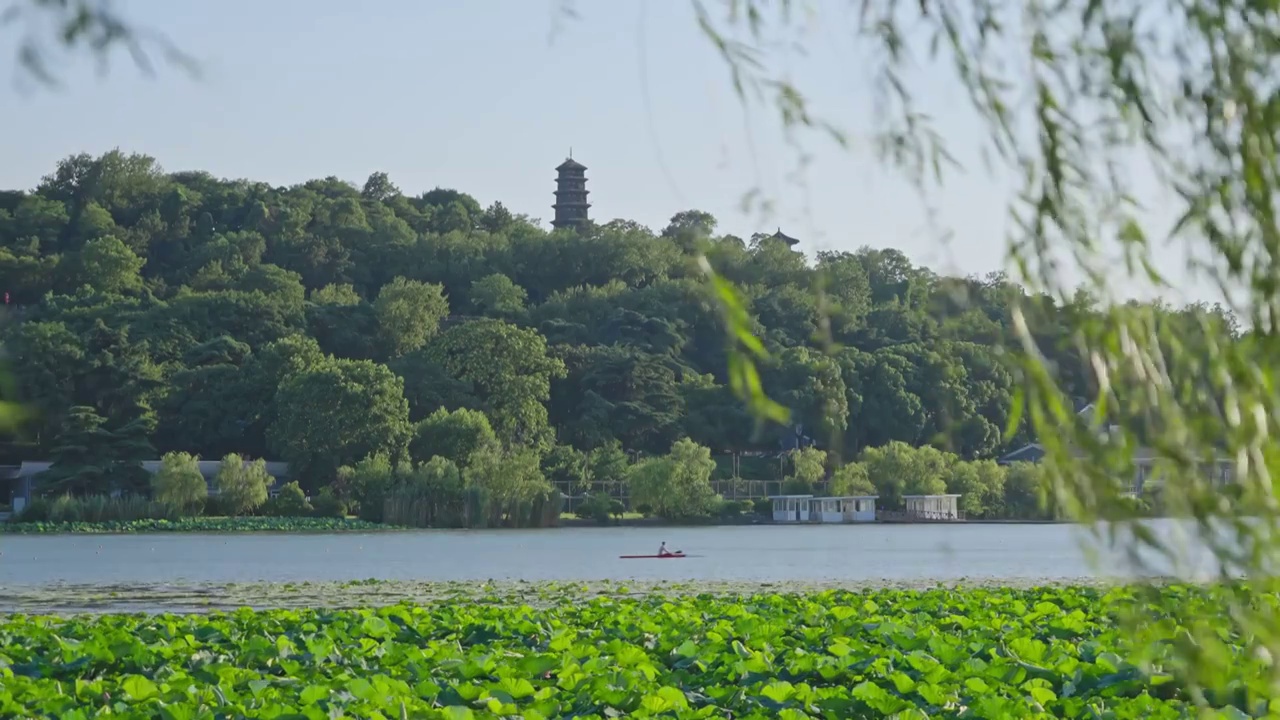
658, 542, 674, 557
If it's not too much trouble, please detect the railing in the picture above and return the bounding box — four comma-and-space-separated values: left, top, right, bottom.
711, 479, 784, 500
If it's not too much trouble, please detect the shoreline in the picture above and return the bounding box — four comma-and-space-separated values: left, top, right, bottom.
0, 516, 399, 535
1, 516, 1073, 534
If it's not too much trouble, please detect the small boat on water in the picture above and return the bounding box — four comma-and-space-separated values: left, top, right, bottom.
619, 552, 686, 559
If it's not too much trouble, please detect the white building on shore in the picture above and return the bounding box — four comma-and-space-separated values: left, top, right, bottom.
769, 495, 879, 524
811, 496, 878, 523
770, 494, 813, 522
902, 494, 961, 520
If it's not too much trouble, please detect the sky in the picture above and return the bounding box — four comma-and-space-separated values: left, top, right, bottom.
0, 0, 1221, 305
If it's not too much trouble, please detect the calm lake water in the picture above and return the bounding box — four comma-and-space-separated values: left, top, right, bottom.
0, 521, 1223, 587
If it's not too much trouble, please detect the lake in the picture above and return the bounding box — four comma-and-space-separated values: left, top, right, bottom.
0, 520, 1223, 587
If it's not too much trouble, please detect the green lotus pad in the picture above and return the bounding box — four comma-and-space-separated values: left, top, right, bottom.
0, 584, 1273, 718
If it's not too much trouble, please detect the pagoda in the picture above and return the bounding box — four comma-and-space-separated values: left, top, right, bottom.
769, 228, 800, 247
551, 157, 591, 230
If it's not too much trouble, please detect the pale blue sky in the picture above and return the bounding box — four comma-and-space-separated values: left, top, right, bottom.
2, 0, 1212, 303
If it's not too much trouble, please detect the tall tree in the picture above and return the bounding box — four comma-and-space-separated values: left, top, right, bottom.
151, 451, 207, 514
373, 277, 450, 358
425, 319, 565, 449
268, 359, 413, 488
67, 235, 145, 294
36, 406, 115, 495
626, 438, 718, 520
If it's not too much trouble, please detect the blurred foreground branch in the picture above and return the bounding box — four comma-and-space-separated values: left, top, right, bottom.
2, 0, 194, 85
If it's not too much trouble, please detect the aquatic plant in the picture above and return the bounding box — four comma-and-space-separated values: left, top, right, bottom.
0, 584, 1271, 717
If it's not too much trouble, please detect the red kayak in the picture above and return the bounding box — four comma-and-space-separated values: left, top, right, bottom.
619, 552, 686, 559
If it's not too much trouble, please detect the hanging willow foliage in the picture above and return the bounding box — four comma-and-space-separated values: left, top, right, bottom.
694, 0, 1280, 704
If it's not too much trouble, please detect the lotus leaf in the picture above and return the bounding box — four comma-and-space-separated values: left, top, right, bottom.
0, 584, 1270, 718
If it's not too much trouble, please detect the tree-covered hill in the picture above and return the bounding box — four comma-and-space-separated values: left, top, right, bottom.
0, 150, 1232, 503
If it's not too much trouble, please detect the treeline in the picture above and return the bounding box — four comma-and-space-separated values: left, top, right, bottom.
0, 151, 1238, 522
783, 444, 1055, 520
18, 451, 321, 524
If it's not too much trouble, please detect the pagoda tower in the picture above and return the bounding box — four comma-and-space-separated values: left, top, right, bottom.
551, 157, 591, 230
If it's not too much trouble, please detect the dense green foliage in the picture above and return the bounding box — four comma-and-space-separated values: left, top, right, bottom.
0, 152, 1228, 519
343, 450, 561, 530
0, 584, 1268, 717
0, 516, 389, 534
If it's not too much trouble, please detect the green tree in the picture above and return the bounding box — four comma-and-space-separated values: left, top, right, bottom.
269, 359, 412, 488
551, 345, 685, 453
840, 349, 927, 452
409, 407, 497, 467
0, 241, 60, 305
267, 480, 312, 517
943, 459, 1007, 519
374, 276, 449, 358
830, 462, 876, 496
405, 456, 464, 502
815, 250, 873, 333
626, 438, 718, 520
153, 339, 259, 459
426, 319, 566, 448
109, 412, 157, 495
214, 454, 270, 516
661, 209, 718, 252
36, 405, 115, 495
541, 444, 591, 493
784, 447, 827, 494
340, 453, 397, 523
384, 456, 467, 528
681, 380, 756, 454
35, 404, 155, 496
68, 235, 145, 294
1003, 463, 1051, 521
4, 320, 86, 443
307, 298, 379, 361
587, 441, 630, 494
468, 273, 527, 318
150, 451, 206, 514
859, 441, 950, 509
463, 445, 553, 526
310, 283, 363, 306
361, 172, 400, 202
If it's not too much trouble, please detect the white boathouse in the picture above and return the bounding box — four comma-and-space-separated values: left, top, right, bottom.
902, 494, 961, 520
811, 496, 878, 523
769, 495, 879, 523
770, 494, 813, 522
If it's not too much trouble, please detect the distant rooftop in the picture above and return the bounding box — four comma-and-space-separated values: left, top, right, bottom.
769, 228, 799, 247
556, 157, 586, 171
